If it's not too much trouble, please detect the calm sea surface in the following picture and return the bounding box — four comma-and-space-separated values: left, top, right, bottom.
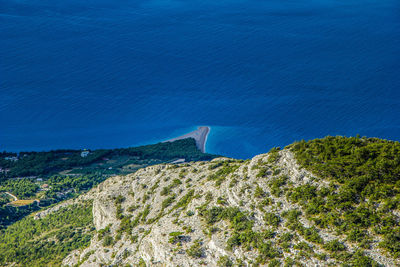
1, 0, 399, 158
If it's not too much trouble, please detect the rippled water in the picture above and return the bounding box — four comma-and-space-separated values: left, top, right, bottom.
1, 0, 399, 158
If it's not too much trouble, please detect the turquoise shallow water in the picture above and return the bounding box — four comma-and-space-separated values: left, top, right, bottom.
1, 0, 400, 158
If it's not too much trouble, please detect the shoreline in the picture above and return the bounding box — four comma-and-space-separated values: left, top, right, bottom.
164, 126, 210, 153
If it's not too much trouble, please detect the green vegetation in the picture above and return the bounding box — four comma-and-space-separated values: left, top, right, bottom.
0, 138, 217, 265
207, 161, 240, 186
290, 136, 400, 258
0, 202, 94, 266
268, 175, 288, 197
268, 259, 281, 267
160, 178, 182, 196
114, 195, 125, 204
0, 174, 107, 227
3, 135, 400, 265
0, 139, 216, 187
264, 212, 281, 227
0, 203, 40, 229
0, 139, 217, 227
267, 147, 281, 164
254, 185, 266, 198
199, 206, 282, 264
103, 235, 114, 247
324, 239, 346, 252
217, 255, 233, 266
168, 231, 184, 244
187, 239, 204, 258
0, 138, 217, 180
116, 138, 216, 162
0, 150, 110, 178
0, 179, 38, 198
162, 194, 176, 209
141, 205, 151, 222
172, 189, 195, 212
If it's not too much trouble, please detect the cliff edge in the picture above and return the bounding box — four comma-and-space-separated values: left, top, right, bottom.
61, 139, 400, 266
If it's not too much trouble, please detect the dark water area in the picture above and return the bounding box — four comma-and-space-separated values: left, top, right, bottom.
1, 0, 400, 158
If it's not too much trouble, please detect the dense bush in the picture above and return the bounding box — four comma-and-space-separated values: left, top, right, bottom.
0, 204, 40, 228
116, 138, 217, 162
0, 179, 38, 198
0, 138, 217, 181
0, 149, 110, 179
324, 240, 346, 252
0, 202, 93, 266
0, 174, 108, 227
264, 212, 281, 227
290, 136, 400, 257
103, 235, 114, 247
217, 255, 233, 267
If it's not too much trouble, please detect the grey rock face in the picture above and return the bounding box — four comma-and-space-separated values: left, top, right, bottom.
61, 151, 399, 267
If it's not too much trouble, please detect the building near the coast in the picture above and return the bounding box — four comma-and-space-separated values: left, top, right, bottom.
81, 150, 90, 157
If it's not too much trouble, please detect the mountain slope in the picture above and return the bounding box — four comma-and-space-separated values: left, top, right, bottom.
1, 136, 399, 266
0, 201, 94, 266
59, 137, 399, 266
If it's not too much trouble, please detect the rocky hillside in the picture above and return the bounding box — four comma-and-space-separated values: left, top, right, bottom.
57, 137, 400, 267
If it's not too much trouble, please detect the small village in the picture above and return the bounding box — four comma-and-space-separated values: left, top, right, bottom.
0, 149, 93, 209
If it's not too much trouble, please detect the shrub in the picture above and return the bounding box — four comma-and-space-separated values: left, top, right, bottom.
254, 186, 266, 198
114, 195, 125, 204
294, 241, 313, 252
268, 259, 281, 267
279, 233, 293, 243
267, 147, 281, 163
217, 197, 228, 205
162, 194, 176, 209
324, 240, 346, 252
103, 235, 114, 247
168, 231, 184, 244
186, 210, 195, 216
264, 212, 281, 227
217, 256, 233, 267
160, 186, 171, 196
300, 226, 323, 244
187, 240, 203, 258
141, 205, 151, 222
173, 189, 195, 210
229, 178, 238, 188
346, 228, 367, 243
205, 192, 213, 201
350, 250, 380, 267
269, 175, 288, 196
378, 230, 400, 258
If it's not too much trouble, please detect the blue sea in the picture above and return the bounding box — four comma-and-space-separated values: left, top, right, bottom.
1, 0, 399, 159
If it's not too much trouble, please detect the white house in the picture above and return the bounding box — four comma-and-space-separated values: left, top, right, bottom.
81, 150, 90, 157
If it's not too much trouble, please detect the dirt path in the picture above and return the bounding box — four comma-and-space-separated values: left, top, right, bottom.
5, 191, 18, 201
